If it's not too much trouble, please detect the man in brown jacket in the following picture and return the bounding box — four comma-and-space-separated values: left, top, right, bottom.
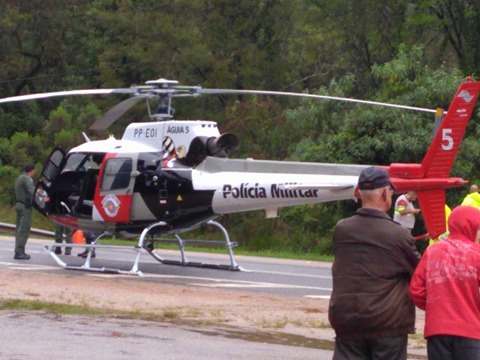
328, 166, 420, 359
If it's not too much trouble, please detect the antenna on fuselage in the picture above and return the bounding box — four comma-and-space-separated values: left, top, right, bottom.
432, 108, 445, 139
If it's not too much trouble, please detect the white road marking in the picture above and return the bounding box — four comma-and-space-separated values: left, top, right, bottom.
304, 295, 331, 299
87, 274, 134, 278
0, 261, 62, 271
8, 267, 60, 271
250, 269, 331, 279
88, 272, 332, 292
190, 282, 331, 291
190, 283, 281, 288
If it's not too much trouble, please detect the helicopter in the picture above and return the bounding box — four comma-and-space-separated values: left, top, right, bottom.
0, 77, 479, 275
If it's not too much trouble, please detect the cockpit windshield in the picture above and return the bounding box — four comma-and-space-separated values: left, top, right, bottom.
62, 152, 104, 173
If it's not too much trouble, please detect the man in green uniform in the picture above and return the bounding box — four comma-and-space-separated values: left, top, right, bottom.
14, 163, 36, 260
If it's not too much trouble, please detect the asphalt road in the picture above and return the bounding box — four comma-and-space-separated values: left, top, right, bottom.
0, 235, 333, 300
0, 311, 325, 360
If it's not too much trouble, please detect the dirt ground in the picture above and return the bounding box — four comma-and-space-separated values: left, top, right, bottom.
0, 265, 427, 357
0, 267, 332, 337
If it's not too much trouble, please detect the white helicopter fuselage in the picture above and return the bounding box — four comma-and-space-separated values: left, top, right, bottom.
121, 120, 364, 218
35, 119, 366, 235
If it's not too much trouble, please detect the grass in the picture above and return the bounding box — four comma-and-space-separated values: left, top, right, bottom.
0, 298, 331, 332
0, 299, 106, 317
409, 333, 427, 348
0, 298, 183, 322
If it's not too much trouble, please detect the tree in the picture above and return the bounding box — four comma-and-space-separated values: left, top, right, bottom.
0, 1, 93, 97
278, 46, 467, 252
415, 0, 480, 74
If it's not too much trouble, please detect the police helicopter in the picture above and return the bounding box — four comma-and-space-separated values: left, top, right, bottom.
1, 77, 479, 275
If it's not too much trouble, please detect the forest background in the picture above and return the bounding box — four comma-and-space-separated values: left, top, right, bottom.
1, 0, 480, 256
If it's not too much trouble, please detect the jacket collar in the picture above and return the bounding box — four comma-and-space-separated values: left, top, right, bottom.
355, 207, 392, 220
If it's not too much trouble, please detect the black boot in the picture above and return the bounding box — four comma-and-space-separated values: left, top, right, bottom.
77, 249, 89, 257
54, 247, 62, 255
65, 247, 72, 256
14, 253, 31, 260
145, 241, 154, 252
78, 249, 95, 258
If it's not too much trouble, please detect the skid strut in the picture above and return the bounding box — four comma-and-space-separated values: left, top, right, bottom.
45, 232, 145, 276
136, 220, 242, 271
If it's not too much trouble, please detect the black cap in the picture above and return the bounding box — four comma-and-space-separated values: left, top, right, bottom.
23, 163, 35, 172
358, 166, 396, 190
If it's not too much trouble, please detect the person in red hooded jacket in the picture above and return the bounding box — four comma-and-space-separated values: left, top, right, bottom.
409, 205, 480, 359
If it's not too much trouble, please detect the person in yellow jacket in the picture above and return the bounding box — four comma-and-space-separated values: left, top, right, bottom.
429, 204, 451, 246
460, 184, 480, 209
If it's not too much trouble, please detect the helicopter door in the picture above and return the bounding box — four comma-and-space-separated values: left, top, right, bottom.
33, 146, 66, 215
93, 154, 137, 223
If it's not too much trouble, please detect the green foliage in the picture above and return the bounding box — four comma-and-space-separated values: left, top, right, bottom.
0, 138, 15, 167
10, 132, 45, 169
0, 102, 45, 139
43, 107, 72, 143
224, 98, 295, 160
277, 46, 471, 252
0, 165, 18, 204
0, 2, 479, 255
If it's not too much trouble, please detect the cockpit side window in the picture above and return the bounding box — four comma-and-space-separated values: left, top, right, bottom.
101, 158, 133, 191
137, 152, 162, 172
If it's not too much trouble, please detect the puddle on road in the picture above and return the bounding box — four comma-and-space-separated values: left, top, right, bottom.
188, 325, 335, 350
186, 325, 427, 359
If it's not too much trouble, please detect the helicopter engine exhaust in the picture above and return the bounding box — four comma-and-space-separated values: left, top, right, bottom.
206, 133, 240, 157
185, 133, 239, 165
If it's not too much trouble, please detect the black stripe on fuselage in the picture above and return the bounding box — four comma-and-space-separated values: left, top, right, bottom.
135, 168, 216, 231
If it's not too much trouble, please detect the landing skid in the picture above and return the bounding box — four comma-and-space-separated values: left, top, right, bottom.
138, 220, 243, 271
45, 232, 145, 276
44, 220, 242, 276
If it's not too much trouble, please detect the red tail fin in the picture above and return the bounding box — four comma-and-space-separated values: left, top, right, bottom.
387, 78, 480, 239
416, 189, 446, 239
421, 80, 480, 177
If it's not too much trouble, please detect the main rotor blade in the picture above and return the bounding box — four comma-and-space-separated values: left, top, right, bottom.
0, 88, 136, 104
89, 95, 148, 131
197, 88, 437, 113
